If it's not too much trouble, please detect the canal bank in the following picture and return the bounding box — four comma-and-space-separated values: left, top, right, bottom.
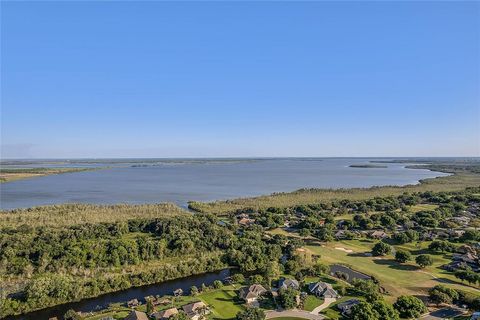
5, 269, 231, 320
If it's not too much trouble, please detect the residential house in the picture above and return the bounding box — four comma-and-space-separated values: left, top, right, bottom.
448, 230, 466, 238
453, 252, 478, 265
239, 284, 267, 306
237, 213, 249, 219
238, 218, 256, 226
156, 298, 172, 306
127, 299, 140, 308
422, 230, 449, 241
182, 301, 209, 320
337, 299, 360, 316
173, 288, 183, 297
444, 252, 479, 272
369, 230, 388, 240
124, 310, 149, 320
444, 260, 470, 272
335, 230, 347, 240
278, 278, 300, 290
308, 282, 339, 299
451, 216, 471, 226
151, 308, 179, 320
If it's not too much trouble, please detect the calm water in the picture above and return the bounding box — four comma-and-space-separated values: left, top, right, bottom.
5, 269, 231, 320
0, 158, 449, 210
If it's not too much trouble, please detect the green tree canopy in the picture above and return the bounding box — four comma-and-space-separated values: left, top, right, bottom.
236, 308, 266, 320
393, 295, 426, 319
372, 242, 392, 256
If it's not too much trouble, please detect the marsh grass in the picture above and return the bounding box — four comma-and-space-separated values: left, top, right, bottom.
189, 173, 480, 214
0, 203, 188, 228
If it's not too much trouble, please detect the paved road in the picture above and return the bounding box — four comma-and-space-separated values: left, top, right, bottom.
266, 310, 325, 320
420, 307, 466, 320
310, 298, 336, 315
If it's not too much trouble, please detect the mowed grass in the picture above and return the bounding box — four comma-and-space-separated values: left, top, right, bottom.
270, 318, 308, 320
409, 203, 439, 212
303, 295, 323, 311
199, 285, 244, 319
189, 173, 480, 214
321, 295, 360, 320
84, 309, 130, 320
305, 240, 480, 299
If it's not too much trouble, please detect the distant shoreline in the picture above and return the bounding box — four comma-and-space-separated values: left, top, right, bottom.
349, 164, 388, 168
188, 161, 480, 214
0, 167, 96, 183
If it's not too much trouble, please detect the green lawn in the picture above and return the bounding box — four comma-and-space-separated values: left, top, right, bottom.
408, 203, 439, 212
305, 239, 480, 299
303, 295, 323, 311
269, 318, 309, 320
84, 310, 130, 320
199, 285, 244, 319
321, 295, 360, 320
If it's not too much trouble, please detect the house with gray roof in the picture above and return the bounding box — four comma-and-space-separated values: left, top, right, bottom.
308, 281, 339, 298
239, 284, 267, 306
278, 278, 300, 290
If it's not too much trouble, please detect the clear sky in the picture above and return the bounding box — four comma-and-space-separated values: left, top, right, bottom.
1, 1, 479, 158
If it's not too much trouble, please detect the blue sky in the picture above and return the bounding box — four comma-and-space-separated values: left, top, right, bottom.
1, 1, 479, 158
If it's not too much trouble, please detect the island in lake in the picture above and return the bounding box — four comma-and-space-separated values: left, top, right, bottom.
348, 164, 388, 168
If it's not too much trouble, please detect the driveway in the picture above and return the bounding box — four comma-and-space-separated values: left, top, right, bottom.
266, 310, 325, 320
310, 297, 336, 314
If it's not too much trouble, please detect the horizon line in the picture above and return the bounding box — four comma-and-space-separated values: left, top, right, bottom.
1, 156, 480, 161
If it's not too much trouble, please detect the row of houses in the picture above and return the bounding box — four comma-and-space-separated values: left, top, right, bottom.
152, 301, 208, 320
239, 278, 341, 308
444, 251, 480, 273
334, 229, 388, 240
122, 301, 209, 320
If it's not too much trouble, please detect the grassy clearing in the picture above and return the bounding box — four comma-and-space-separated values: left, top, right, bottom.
0, 167, 94, 183
303, 295, 323, 311
199, 285, 244, 319
409, 204, 439, 212
305, 240, 480, 299
189, 173, 480, 214
269, 318, 308, 320
84, 309, 129, 320
0, 203, 188, 228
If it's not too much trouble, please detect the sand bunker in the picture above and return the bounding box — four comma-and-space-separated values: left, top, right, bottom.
335, 247, 354, 253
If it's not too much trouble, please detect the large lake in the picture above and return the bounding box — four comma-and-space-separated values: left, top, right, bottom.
0, 158, 449, 210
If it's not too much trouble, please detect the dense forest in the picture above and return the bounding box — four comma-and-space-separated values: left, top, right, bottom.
1, 186, 480, 318
0, 210, 292, 317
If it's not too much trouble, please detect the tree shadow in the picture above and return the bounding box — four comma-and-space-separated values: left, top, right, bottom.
358, 239, 375, 243
372, 259, 419, 271
347, 252, 370, 257
409, 248, 431, 255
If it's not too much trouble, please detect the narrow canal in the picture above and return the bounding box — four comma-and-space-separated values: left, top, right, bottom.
6, 269, 231, 320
